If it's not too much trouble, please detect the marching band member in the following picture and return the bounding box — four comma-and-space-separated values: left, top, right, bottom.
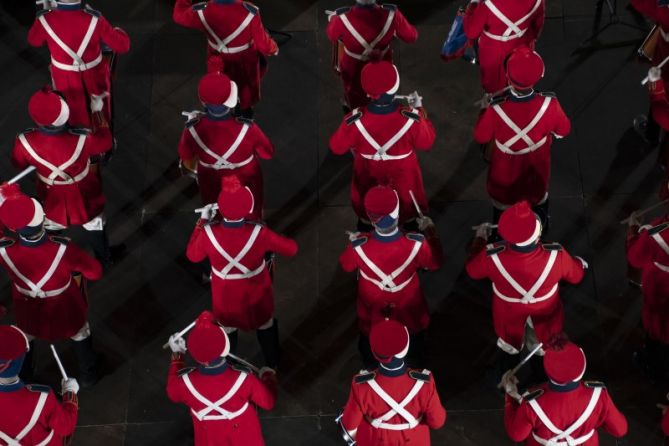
473, 47, 570, 228
339, 319, 446, 445
0, 186, 102, 387
173, 0, 279, 118
28, 0, 130, 130
178, 72, 273, 216
0, 325, 79, 445
167, 311, 277, 446
186, 176, 298, 369
340, 185, 442, 367
463, 0, 545, 94
330, 61, 435, 230
326, 0, 418, 110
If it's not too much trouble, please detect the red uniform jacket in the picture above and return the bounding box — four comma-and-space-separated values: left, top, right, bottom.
342, 368, 446, 446
627, 216, 669, 343
0, 383, 77, 446
474, 92, 571, 206
326, 4, 418, 109
178, 114, 273, 213
0, 236, 102, 341
167, 357, 276, 446
464, 0, 545, 93
631, 0, 669, 81
339, 231, 442, 335
505, 382, 628, 445
186, 220, 298, 331
12, 128, 109, 227
28, 6, 130, 128
173, 0, 278, 109
330, 104, 436, 223
466, 242, 585, 352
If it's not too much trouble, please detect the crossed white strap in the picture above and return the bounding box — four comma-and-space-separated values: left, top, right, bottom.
197, 9, 254, 54
483, 0, 542, 41
367, 371, 427, 430
492, 96, 551, 155
189, 124, 253, 170
490, 249, 558, 304
182, 372, 249, 421
204, 224, 265, 280
355, 241, 421, 293
355, 109, 417, 161
0, 392, 53, 446
528, 387, 601, 446
339, 9, 395, 60
0, 245, 69, 299
38, 14, 101, 71
651, 232, 669, 272
660, 27, 669, 43
19, 134, 89, 185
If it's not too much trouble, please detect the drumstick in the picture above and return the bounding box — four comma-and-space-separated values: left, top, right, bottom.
228, 353, 260, 374
162, 321, 196, 350
8, 166, 36, 184
620, 199, 669, 224
497, 343, 543, 389
50, 345, 68, 381
642, 55, 669, 85
472, 223, 498, 231
194, 203, 219, 214
409, 190, 424, 219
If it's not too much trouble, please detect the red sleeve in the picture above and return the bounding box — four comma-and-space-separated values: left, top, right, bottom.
27, 19, 47, 48
98, 16, 131, 54
630, 0, 659, 20
473, 107, 495, 144
166, 355, 186, 403
326, 15, 343, 43
412, 112, 436, 151
528, 0, 545, 41
330, 120, 356, 155
417, 238, 442, 271
66, 243, 103, 281
262, 228, 298, 258
44, 391, 78, 439
550, 99, 571, 139
465, 248, 490, 280
250, 14, 278, 55
597, 390, 628, 438
627, 229, 653, 269
662, 408, 669, 436
504, 397, 533, 442
463, 2, 487, 40
423, 377, 446, 429
558, 249, 585, 285
173, 0, 202, 29
393, 10, 418, 44
250, 124, 274, 160
247, 373, 277, 411
177, 128, 197, 163
86, 129, 113, 157
186, 223, 208, 263
339, 244, 359, 273
341, 382, 364, 434
11, 137, 30, 170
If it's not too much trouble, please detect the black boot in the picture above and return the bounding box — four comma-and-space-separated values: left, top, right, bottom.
358, 335, 376, 371
256, 320, 280, 369
72, 337, 98, 388
228, 330, 239, 356
85, 228, 112, 268
19, 341, 35, 383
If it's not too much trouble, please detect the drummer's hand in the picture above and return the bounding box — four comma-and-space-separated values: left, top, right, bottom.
649, 66, 662, 83
627, 211, 641, 228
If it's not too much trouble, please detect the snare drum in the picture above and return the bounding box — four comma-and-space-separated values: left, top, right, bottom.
332, 40, 345, 74
639, 26, 660, 62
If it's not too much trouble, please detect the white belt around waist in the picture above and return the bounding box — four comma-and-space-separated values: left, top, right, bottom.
359, 270, 415, 293
483, 28, 528, 42
532, 429, 595, 446
654, 261, 669, 272
51, 53, 103, 72
211, 260, 265, 280
191, 401, 249, 421
493, 283, 557, 304
37, 163, 90, 186
15, 277, 72, 298
495, 136, 547, 155
198, 155, 254, 170
370, 415, 422, 431
343, 45, 390, 61
359, 151, 412, 161
208, 40, 252, 54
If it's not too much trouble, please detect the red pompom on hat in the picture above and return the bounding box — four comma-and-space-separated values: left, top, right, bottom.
217, 176, 254, 221
28, 87, 70, 127
0, 186, 44, 232
506, 46, 545, 89
543, 337, 587, 385
361, 61, 400, 99
364, 185, 400, 229
187, 311, 230, 364
198, 72, 239, 108
370, 319, 410, 364
0, 326, 29, 363
498, 201, 541, 246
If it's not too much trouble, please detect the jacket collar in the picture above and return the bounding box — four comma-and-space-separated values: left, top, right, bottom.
199, 359, 229, 375
548, 380, 580, 392
377, 357, 407, 377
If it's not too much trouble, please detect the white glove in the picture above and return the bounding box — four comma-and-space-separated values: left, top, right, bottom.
475, 223, 493, 240
198, 203, 217, 221
649, 66, 662, 83
346, 231, 361, 242
627, 211, 641, 227
168, 334, 187, 354
499, 370, 521, 402
408, 91, 423, 108
181, 110, 203, 122
90, 92, 109, 113
61, 378, 80, 395
575, 256, 589, 270
417, 216, 434, 232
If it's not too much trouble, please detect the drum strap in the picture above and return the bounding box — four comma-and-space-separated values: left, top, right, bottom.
19, 134, 88, 184
484, 0, 542, 40
492, 97, 551, 155
340, 9, 395, 58
0, 392, 53, 446
204, 224, 262, 277
182, 373, 249, 421
188, 123, 251, 169
197, 9, 254, 54
355, 110, 417, 161
354, 241, 421, 292
367, 373, 426, 430
490, 250, 558, 304
651, 232, 669, 256
0, 245, 69, 299
38, 14, 99, 67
